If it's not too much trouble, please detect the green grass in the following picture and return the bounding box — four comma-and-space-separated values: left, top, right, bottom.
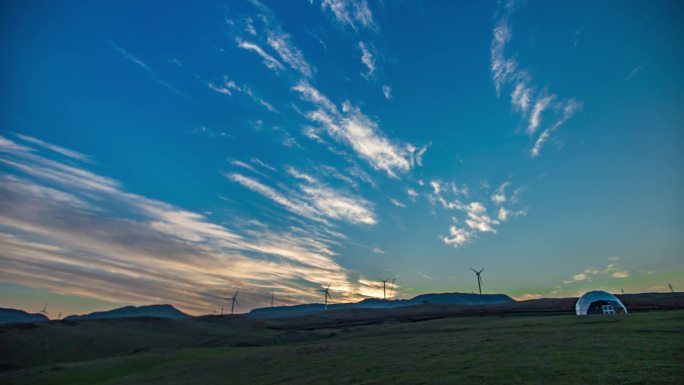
2, 311, 683, 385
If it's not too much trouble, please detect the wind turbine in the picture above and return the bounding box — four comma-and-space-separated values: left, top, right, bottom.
39, 302, 49, 317
388, 277, 396, 300
271, 292, 275, 307
228, 289, 240, 315
379, 278, 391, 300
470, 268, 485, 295
668, 283, 674, 293
319, 283, 333, 310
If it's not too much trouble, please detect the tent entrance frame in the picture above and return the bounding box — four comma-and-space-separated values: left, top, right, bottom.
601, 304, 615, 314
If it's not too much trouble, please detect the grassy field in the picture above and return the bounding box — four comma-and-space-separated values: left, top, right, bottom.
1, 311, 683, 385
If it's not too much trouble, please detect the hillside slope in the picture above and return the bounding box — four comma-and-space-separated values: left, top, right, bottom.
0, 309, 48, 325
64, 304, 190, 321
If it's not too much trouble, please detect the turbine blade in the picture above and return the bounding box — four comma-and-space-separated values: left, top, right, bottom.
470, 267, 477, 273
326, 282, 332, 290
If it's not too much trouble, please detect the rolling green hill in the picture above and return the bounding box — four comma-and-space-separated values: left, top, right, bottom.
1, 310, 682, 384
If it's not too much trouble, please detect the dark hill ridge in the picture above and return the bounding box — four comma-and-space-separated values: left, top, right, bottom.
261, 292, 684, 330
249, 292, 515, 319
0, 308, 48, 325
3, 292, 682, 326
1, 293, 682, 374
64, 304, 189, 321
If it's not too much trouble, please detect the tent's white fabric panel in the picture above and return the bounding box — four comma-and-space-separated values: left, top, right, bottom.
575, 291, 628, 315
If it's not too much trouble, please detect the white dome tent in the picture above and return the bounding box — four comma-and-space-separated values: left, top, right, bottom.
576, 291, 628, 315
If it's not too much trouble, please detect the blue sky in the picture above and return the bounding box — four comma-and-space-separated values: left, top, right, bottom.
1, 0, 682, 316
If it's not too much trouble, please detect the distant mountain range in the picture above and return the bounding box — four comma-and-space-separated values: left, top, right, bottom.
1, 293, 514, 324
0, 308, 49, 324
64, 304, 190, 321
249, 292, 515, 319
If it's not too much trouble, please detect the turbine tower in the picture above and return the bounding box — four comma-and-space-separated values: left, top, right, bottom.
271, 292, 275, 307
380, 278, 390, 300
228, 289, 240, 315
319, 283, 333, 310
388, 277, 396, 300
470, 268, 485, 295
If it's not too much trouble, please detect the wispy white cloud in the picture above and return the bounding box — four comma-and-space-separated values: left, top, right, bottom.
490, 12, 516, 97
442, 225, 471, 247
228, 172, 323, 224
489, 3, 581, 157
300, 184, 376, 225
346, 164, 377, 189
229, 166, 376, 226
527, 95, 554, 134
207, 76, 278, 113
562, 260, 631, 285
0, 135, 383, 313
230, 0, 315, 85
272, 126, 301, 148
293, 82, 419, 178
315, 165, 359, 190
624, 66, 642, 81
390, 198, 406, 208
250, 157, 278, 172
497, 206, 509, 221
207, 83, 232, 96
245, 17, 257, 35
491, 181, 510, 204
230, 159, 271, 179
109, 41, 153, 72
463, 202, 499, 233
236, 38, 284, 71
168, 58, 183, 67
565, 271, 593, 283
190, 126, 231, 139
267, 32, 313, 78
319, 0, 375, 31
612, 271, 630, 279
510, 82, 532, 113
428, 179, 468, 210
15, 134, 92, 163
288, 167, 376, 225
293, 81, 338, 114
382, 85, 392, 99
108, 41, 194, 102
359, 41, 375, 77
430, 179, 524, 248
513, 293, 542, 301
530, 99, 581, 157
407, 144, 428, 167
